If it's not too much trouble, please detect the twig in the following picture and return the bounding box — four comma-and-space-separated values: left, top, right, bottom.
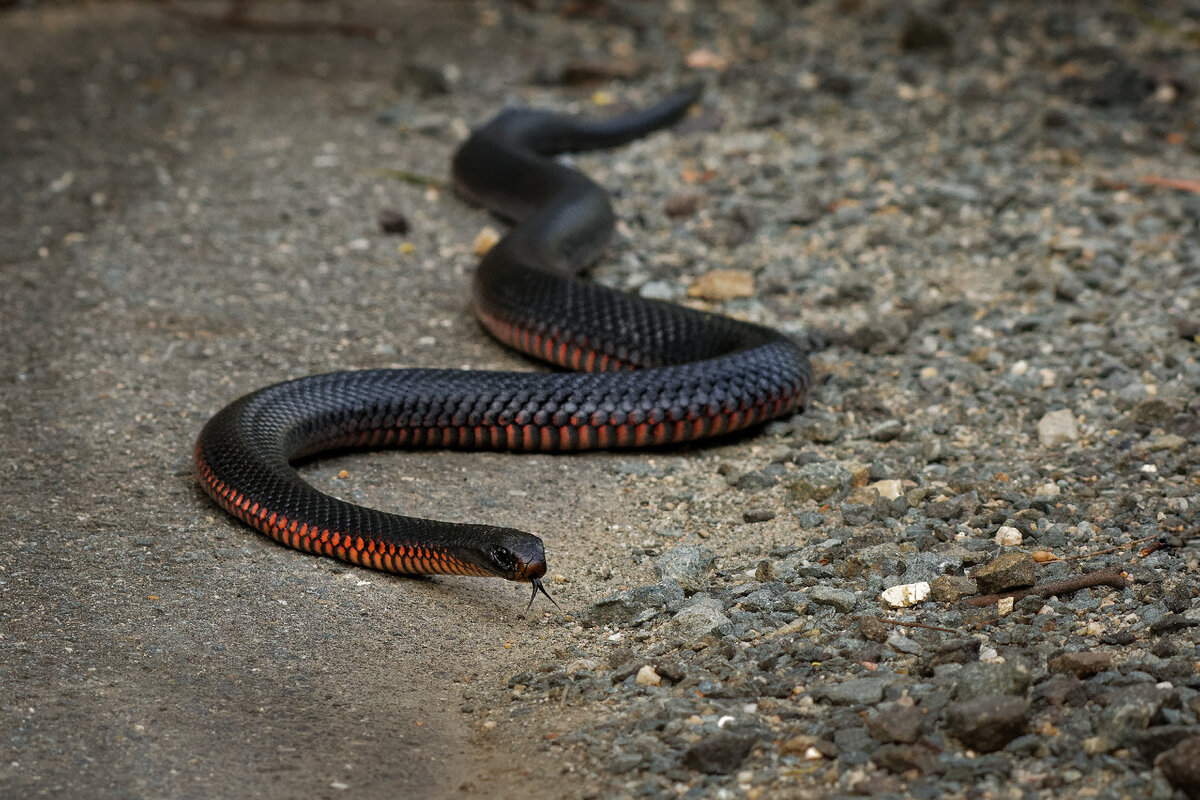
1063, 534, 1157, 560
1139, 175, 1200, 195
964, 567, 1131, 608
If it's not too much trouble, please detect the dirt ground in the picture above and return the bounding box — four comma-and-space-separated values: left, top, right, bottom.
1, 2, 655, 797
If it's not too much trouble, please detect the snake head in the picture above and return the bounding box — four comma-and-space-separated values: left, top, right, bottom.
478, 528, 560, 611
475, 528, 547, 582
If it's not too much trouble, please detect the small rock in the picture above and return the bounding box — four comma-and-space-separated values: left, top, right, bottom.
871, 743, 938, 774
1135, 726, 1200, 762
1037, 409, 1079, 447
784, 462, 852, 502
664, 192, 703, 218
994, 526, 1023, 547
742, 507, 775, 523
857, 616, 889, 643
1100, 685, 1173, 747
820, 677, 892, 706
930, 575, 977, 603
1048, 651, 1113, 678
970, 552, 1036, 594
635, 665, 661, 687
923, 491, 980, 521
377, 208, 410, 234
582, 581, 685, 626
1146, 433, 1187, 452
954, 660, 1033, 702
654, 546, 717, 593
880, 581, 930, 609
916, 638, 982, 675
1128, 395, 1185, 427
866, 703, 925, 744
687, 269, 754, 300
867, 479, 905, 500
809, 585, 858, 613
1156, 736, 1200, 799
943, 696, 1029, 752
869, 420, 904, 441
1036, 674, 1086, 706
682, 731, 758, 774
664, 597, 731, 640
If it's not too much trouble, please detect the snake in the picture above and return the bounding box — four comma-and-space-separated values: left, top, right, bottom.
194, 86, 812, 607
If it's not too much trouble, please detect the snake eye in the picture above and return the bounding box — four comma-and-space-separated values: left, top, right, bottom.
491, 547, 518, 574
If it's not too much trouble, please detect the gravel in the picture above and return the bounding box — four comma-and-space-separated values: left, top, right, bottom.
485, 2, 1199, 796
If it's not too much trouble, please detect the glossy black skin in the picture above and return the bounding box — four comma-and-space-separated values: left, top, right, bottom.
195, 87, 811, 590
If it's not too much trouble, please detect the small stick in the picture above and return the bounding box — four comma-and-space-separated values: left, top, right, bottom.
964, 567, 1130, 608
1063, 534, 1157, 560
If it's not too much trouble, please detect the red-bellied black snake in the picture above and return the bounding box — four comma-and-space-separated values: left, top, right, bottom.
194, 86, 812, 606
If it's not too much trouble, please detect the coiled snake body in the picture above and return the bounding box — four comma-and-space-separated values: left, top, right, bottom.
194, 87, 812, 605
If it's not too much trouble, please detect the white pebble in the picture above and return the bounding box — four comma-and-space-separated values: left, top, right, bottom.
1038, 408, 1079, 447
995, 526, 1023, 546
635, 665, 661, 686
880, 581, 930, 609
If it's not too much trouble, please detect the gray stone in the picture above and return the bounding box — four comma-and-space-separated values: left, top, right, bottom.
954, 659, 1033, 702
653, 546, 717, 593
930, 575, 977, 602
943, 695, 1029, 752
1156, 736, 1200, 799
808, 585, 858, 613
820, 677, 892, 706
664, 597, 731, 640
871, 743, 937, 774
902, 552, 964, 583
969, 552, 1036, 594
866, 703, 925, 744
1100, 685, 1173, 746
681, 731, 758, 774
582, 580, 685, 627
784, 461, 852, 502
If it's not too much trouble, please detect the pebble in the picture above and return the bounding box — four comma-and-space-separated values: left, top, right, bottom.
654, 546, 716, 593
664, 597, 730, 639
686, 269, 754, 300
943, 696, 1029, 752
1037, 409, 1079, 446
866, 703, 925, 744
681, 732, 758, 774
880, 581, 930, 609
582, 581, 684, 627
820, 677, 892, 706
929, 575, 977, 602
783, 462, 852, 502
969, 552, 1036, 594
634, 665, 661, 687
808, 585, 858, 613
994, 525, 1023, 546
1155, 736, 1200, 798
1048, 651, 1114, 678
